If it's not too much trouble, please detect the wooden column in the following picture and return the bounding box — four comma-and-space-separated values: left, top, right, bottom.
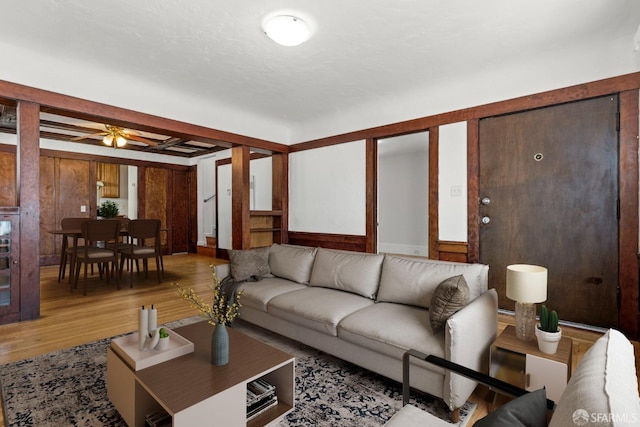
365, 139, 377, 253
17, 101, 40, 320
231, 145, 250, 249
428, 127, 439, 260
618, 90, 639, 337
272, 153, 288, 244
466, 119, 480, 263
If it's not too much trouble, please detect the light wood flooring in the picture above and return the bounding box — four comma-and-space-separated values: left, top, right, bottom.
0, 253, 637, 426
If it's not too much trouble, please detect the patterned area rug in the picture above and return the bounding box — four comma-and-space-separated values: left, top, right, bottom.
0, 317, 476, 427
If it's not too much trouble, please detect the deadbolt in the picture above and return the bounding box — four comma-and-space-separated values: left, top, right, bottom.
481, 216, 491, 224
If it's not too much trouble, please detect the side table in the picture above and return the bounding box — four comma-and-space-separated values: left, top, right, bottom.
489, 324, 572, 403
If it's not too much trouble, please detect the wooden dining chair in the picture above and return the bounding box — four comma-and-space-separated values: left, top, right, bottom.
58, 217, 89, 283
118, 219, 163, 288
73, 219, 121, 295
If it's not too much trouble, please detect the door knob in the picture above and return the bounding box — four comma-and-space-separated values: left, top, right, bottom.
481, 216, 491, 224
481, 197, 491, 205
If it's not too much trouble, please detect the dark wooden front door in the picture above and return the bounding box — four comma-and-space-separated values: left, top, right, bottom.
479, 95, 619, 327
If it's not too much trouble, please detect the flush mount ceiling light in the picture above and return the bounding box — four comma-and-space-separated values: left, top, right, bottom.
262, 15, 311, 46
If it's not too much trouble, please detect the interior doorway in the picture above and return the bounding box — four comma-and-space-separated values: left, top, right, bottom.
377, 132, 429, 257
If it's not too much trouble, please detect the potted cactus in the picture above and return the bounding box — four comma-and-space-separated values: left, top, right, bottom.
535, 305, 562, 354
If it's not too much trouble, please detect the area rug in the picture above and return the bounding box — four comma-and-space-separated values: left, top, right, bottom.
0, 317, 476, 426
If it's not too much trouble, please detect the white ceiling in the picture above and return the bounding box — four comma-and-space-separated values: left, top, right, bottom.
1, 1, 639, 142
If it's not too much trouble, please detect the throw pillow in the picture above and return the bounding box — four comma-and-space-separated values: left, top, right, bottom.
473, 388, 548, 427
429, 275, 470, 332
227, 247, 270, 282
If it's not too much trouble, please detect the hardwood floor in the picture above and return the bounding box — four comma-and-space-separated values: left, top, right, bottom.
0, 253, 637, 426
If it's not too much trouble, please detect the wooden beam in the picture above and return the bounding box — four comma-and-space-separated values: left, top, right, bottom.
0, 79, 288, 153
17, 101, 40, 320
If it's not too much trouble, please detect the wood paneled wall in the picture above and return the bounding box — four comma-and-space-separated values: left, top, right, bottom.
0, 151, 16, 207
142, 166, 168, 246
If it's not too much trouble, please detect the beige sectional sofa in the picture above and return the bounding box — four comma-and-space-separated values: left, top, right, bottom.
216, 244, 498, 414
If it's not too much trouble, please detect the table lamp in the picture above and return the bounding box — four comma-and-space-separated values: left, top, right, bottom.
506, 264, 548, 341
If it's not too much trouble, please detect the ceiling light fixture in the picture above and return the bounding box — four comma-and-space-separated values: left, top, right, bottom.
262, 15, 311, 46
102, 125, 128, 148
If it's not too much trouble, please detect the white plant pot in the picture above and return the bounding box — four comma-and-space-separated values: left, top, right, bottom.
156, 336, 170, 351
535, 326, 562, 354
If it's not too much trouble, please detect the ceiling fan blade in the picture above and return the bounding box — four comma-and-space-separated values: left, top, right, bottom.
70, 132, 107, 141
126, 134, 159, 146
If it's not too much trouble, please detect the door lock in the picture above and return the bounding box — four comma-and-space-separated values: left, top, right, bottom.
481, 197, 491, 205
481, 216, 491, 225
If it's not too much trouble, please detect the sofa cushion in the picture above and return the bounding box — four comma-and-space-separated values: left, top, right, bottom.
309, 248, 384, 299
377, 256, 488, 309
549, 328, 640, 427
267, 287, 374, 336
237, 277, 307, 312
227, 247, 271, 281
269, 244, 317, 284
338, 302, 445, 367
474, 388, 547, 427
429, 275, 470, 332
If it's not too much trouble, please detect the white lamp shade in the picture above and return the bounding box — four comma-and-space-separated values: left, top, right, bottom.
506, 264, 547, 303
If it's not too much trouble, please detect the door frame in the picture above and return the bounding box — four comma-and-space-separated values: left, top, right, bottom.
467, 91, 639, 337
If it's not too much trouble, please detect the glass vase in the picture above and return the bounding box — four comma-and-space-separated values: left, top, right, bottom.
211, 323, 229, 365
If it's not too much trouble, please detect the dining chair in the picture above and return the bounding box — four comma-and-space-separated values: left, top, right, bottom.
118, 219, 163, 288
58, 217, 89, 283
73, 219, 121, 295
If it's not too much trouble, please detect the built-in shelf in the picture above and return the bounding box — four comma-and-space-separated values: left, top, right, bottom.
249, 211, 283, 248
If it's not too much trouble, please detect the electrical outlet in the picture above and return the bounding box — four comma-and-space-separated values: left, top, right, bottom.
450, 185, 463, 197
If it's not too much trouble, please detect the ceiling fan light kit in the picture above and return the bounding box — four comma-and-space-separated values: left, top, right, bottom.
262, 14, 311, 46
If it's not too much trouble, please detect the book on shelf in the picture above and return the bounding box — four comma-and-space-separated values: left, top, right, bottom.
247, 394, 278, 421
145, 410, 171, 427
246, 378, 276, 407
246, 377, 278, 421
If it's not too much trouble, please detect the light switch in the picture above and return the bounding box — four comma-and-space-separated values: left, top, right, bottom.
80, 205, 87, 212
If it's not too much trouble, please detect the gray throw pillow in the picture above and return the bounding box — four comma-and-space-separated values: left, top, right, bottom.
473, 388, 548, 427
429, 275, 470, 332
227, 247, 270, 282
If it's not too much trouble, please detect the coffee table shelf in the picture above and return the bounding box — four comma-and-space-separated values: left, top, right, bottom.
107, 321, 295, 426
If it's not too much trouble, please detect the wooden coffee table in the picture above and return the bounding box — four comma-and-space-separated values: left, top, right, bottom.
107, 321, 295, 427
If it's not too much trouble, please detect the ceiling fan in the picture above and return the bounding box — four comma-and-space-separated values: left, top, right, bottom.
71, 124, 158, 148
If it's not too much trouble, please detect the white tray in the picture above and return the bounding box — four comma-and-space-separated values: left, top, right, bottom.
110, 328, 194, 371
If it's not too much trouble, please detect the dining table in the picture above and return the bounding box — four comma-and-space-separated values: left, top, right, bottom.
47, 225, 169, 289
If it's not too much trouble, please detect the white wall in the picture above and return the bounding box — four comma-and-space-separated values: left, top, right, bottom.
438, 122, 468, 242
213, 153, 274, 249
289, 141, 366, 235
378, 134, 429, 255
197, 153, 227, 245
217, 163, 232, 250
0, 42, 290, 144
250, 157, 273, 211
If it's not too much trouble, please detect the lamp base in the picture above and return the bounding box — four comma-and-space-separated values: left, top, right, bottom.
514, 301, 537, 341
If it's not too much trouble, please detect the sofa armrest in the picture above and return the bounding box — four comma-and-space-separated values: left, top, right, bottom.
443, 288, 498, 410
213, 262, 230, 280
